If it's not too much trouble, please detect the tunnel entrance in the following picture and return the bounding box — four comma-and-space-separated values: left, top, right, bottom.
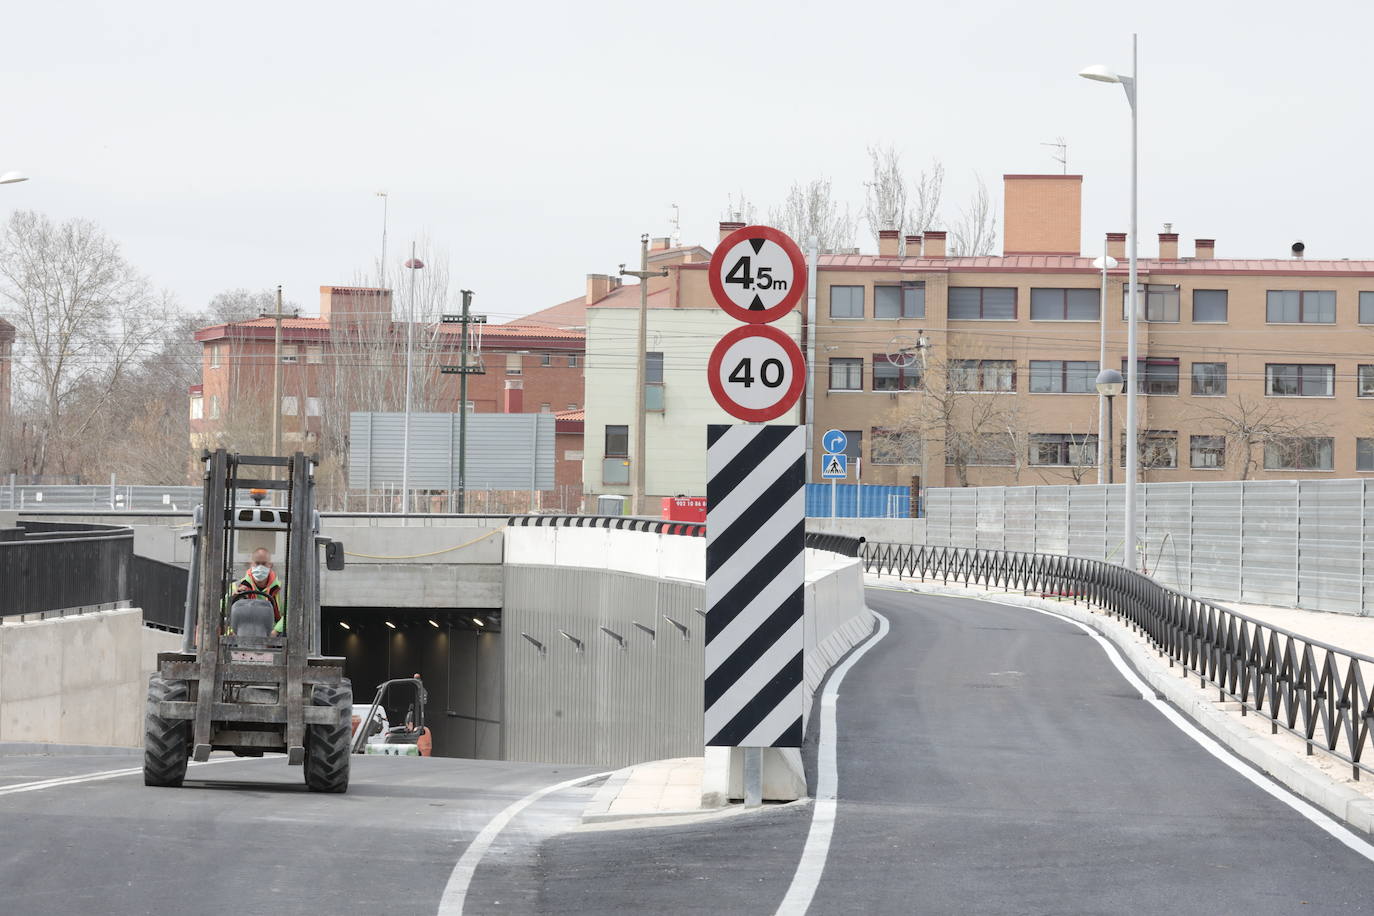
321, 607, 502, 759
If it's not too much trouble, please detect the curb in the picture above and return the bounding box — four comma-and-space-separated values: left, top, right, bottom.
878, 579, 1374, 836
0, 741, 142, 757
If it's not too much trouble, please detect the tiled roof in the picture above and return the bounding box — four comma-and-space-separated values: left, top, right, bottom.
555, 408, 584, 421
438, 323, 584, 341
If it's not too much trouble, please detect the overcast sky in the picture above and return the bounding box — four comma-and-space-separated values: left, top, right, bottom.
4, 0, 1371, 325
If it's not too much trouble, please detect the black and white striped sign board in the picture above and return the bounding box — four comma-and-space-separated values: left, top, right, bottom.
705, 424, 805, 748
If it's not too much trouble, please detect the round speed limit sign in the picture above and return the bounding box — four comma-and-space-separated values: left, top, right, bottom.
708, 225, 807, 324
707, 324, 805, 422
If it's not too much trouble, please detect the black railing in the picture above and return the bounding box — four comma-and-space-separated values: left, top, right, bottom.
131, 555, 189, 631
863, 542, 1374, 781
804, 533, 865, 557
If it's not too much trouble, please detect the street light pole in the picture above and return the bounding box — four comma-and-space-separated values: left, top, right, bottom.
401, 245, 425, 513
1081, 32, 1140, 570
1092, 247, 1118, 484
620, 235, 668, 517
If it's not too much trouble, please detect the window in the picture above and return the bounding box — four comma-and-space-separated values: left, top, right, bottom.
830, 285, 864, 319
1122, 284, 1180, 322
306, 345, 323, 365
871, 428, 921, 465
950, 433, 1016, 467
872, 354, 922, 391
1361, 292, 1374, 325
189, 397, 203, 420
875, 283, 925, 319
1360, 366, 1374, 398
1191, 435, 1226, 469
1267, 290, 1335, 324
646, 351, 664, 384
305, 397, 321, 417
1191, 362, 1227, 396
1265, 437, 1334, 471
568, 354, 579, 368
949, 287, 1016, 320
505, 353, 523, 375
209, 395, 220, 419
838, 429, 862, 461
1266, 363, 1334, 397
281, 345, 298, 364
1193, 289, 1228, 323
829, 358, 863, 391
540, 353, 552, 367
1122, 357, 1180, 395
1139, 430, 1178, 469
1030, 288, 1099, 321
950, 359, 1015, 392
604, 425, 628, 457
1029, 360, 1098, 393
1359, 439, 1374, 472
208, 344, 221, 369
281, 396, 298, 416
1030, 433, 1097, 467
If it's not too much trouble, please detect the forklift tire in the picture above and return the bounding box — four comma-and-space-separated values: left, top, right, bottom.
304, 680, 352, 794
144, 677, 190, 787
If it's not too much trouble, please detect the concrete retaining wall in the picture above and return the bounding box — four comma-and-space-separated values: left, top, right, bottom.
808, 517, 927, 545
0, 608, 180, 747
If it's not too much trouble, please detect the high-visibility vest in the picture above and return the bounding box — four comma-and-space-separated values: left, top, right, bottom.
231, 572, 283, 621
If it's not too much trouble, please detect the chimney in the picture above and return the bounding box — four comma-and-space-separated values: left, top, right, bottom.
719, 221, 745, 242
503, 379, 524, 414
586, 273, 613, 305
904, 235, 922, 257
1158, 231, 1179, 260
651, 236, 672, 251
923, 230, 947, 258
878, 229, 900, 258
1106, 233, 1126, 261
1194, 238, 1215, 260
1002, 174, 1083, 255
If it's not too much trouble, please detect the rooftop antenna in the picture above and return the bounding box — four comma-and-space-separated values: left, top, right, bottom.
670, 203, 681, 248
1041, 137, 1068, 174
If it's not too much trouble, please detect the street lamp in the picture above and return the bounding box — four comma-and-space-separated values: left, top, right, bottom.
1091, 251, 1118, 484
1080, 34, 1140, 570
401, 248, 425, 514
0, 171, 28, 185
1095, 369, 1124, 485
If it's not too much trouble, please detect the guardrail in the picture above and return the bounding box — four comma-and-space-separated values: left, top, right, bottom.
862, 541, 1374, 781
506, 514, 706, 538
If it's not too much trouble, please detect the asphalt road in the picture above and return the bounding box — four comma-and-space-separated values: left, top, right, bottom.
7, 588, 1374, 915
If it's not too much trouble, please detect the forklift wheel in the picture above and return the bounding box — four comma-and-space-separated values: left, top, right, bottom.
304, 680, 352, 793
144, 677, 190, 787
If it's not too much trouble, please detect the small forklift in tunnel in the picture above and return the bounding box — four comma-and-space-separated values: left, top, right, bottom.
144, 450, 352, 792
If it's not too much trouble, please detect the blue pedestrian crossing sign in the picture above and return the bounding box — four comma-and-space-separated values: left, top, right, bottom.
821, 452, 847, 479
822, 429, 847, 454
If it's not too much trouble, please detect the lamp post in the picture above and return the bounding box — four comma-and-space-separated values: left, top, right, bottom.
1091, 250, 1118, 484
1080, 34, 1140, 570
1095, 369, 1124, 485
401, 247, 425, 513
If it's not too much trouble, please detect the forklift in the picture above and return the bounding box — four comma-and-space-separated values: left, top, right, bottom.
144, 450, 352, 792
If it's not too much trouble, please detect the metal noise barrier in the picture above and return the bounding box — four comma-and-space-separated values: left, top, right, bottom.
862, 541, 1374, 782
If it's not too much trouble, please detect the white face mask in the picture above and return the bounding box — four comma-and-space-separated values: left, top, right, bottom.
251, 565, 270, 583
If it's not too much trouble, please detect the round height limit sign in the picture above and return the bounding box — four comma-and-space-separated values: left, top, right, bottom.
708, 225, 807, 324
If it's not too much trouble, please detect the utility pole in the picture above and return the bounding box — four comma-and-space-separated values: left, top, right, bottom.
260, 286, 297, 464
441, 291, 485, 513
376, 191, 389, 290
620, 235, 668, 517
401, 244, 424, 513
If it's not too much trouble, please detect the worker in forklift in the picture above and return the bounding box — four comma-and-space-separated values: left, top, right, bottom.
228, 548, 286, 633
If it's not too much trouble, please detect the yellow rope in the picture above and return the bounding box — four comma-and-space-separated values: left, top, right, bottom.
343, 527, 502, 560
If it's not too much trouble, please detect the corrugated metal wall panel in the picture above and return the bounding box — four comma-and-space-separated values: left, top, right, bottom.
1003, 488, 1037, 553
1240, 481, 1299, 605
1066, 486, 1109, 561
1036, 487, 1070, 555
1140, 483, 1191, 591
975, 487, 1005, 550
349, 412, 555, 491
1297, 479, 1363, 613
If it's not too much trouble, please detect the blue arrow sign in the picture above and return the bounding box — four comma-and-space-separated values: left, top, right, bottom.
821, 453, 847, 479
822, 429, 847, 455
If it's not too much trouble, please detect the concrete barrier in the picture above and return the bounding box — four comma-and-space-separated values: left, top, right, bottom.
0, 608, 181, 747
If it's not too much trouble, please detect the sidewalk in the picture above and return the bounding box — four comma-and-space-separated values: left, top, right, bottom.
1214, 600, 1374, 657
581, 757, 710, 824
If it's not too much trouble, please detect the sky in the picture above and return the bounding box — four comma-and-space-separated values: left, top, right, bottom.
3, 0, 1372, 325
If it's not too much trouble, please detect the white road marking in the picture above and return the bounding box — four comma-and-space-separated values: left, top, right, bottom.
0, 756, 240, 797
775, 610, 889, 916
437, 770, 613, 915
991, 597, 1374, 864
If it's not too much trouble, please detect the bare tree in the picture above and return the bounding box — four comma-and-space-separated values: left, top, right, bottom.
768, 178, 855, 253
0, 211, 171, 477
1189, 396, 1328, 480
950, 173, 999, 256
907, 159, 945, 237
721, 191, 757, 225
863, 145, 909, 242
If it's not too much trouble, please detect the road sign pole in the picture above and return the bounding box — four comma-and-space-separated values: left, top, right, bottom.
744, 746, 762, 808
830, 478, 836, 519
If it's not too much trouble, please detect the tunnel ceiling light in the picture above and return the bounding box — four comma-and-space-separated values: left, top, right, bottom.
385, 620, 396, 629
471, 617, 485, 627
428, 618, 440, 628
339, 621, 351, 630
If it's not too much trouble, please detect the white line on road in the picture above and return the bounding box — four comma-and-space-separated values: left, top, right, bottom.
999, 599, 1374, 865
436, 769, 613, 916
775, 610, 890, 916
0, 756, 239, 797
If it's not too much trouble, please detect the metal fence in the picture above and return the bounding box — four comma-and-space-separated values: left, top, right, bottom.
862, 541, 1374, 780
130, 555, 190, 630
924, 479, 1374, 615
1, 482, 212, 512
806, 483, 913, 518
